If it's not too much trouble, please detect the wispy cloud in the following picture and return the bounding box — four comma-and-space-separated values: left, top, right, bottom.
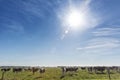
92, 27, 120, 37
7, 23, 24, 33
12, 0, 60, 19
76, 37, 120, 55
1, 0, 62, 34
1, 19, 24, 34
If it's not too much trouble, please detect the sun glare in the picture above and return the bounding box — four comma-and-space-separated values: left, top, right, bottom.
65, 9, 87, 30
59, 1, 99, 39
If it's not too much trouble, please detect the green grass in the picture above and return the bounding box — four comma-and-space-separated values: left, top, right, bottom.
0, 68, 120, 80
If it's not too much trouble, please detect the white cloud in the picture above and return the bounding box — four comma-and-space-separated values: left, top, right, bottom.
76, 38, 120, 55
92, 27, 120, 36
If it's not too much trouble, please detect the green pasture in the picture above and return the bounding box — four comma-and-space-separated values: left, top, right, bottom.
0, 67, 120, 80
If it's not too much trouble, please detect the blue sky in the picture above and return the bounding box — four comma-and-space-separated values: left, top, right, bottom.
0, 0, 120, 66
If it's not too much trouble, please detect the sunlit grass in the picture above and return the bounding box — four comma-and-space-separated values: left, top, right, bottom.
0, 68, 120, 80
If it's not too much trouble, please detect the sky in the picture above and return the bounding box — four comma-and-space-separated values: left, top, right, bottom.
0, 0, 120, 66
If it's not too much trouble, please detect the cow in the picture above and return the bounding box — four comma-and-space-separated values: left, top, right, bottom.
61, 67, 78, 73
32, 67, 39, 75
87, 67, 93, 73
110, 66, 120, 73
1, 68, 11, 72
39, 68, 45, 73
93, 66, 106, 74
13, 68, 22, 73
60, 66, 78, 79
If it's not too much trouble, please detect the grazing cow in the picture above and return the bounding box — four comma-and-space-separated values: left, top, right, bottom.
94, 66, 106, 74
110, 66, 120, 72
39, 68, 45, 73
87, 67, 93, 73
13, 68, 22, 73
61, 67, 78, 74
1, 68, 11, 72
60, 67, 78, 79
32, 67, 39, 75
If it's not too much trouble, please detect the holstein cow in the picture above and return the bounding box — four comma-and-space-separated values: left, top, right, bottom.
87, 67, 93, 73
110, 66, 120, 73
32, 67, 39, 75
60, 66, 78, 79
1, 68, 11, 72
13, 68, 22, 73
61, 67, 78, 73
94, 66, 106, 74
39, 68, 45, 73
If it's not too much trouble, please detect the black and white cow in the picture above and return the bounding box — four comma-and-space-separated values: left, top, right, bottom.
32, 67, 39, 74
87, 67, 93, 73
13, 68, 22, 73
39, 68, 45, 73
1, 68, 11, 72
93, 66, 106, 73
61, 66, 78, 74
60, 66, 78, 79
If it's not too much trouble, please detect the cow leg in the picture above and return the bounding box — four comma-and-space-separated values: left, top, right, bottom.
60, 71, 65, 79
107, 68, 111, 80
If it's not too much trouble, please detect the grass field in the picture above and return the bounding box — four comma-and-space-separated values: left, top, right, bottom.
0, 67, 120, 80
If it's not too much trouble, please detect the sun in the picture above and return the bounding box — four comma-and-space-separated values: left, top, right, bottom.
65, 9, 87, 30
58, 0, 99, 39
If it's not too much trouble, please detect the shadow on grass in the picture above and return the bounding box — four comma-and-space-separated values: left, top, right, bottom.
34, 76, 42, 79
96, 72, 114, 74
60, 75, 64, 79
27, 74, 32, 77
60, 73, 78, 79
96, 72, 106, 74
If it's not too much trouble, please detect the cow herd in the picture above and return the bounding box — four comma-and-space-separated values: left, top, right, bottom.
1, 66, 120, 74
85, 66, 120, 73
59, 66, 120, 79
0, 67, 46, 80
0, 67, 46, 74
0, 66, 120, 79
